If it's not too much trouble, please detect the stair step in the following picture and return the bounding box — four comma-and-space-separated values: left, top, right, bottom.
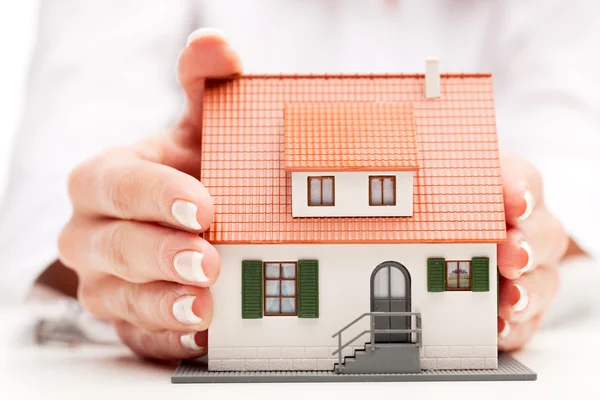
339, 343, 421, 374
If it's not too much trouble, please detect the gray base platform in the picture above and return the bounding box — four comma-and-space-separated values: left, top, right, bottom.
171, 353, 536, 383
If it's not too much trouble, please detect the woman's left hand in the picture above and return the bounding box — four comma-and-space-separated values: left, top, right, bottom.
497, 155, 569, 351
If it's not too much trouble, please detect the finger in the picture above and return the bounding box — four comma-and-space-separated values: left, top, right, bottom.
79, 277, 213, 332
500, 154, 543, 226
497, 314, 544, 352
67, 148, 213, 231
59, 217, 220, 286
116, 322, 208, 361
497, 229, 531, 280
498, 209, 568, 279
175, 28, 242, 143
134, 28, 243, 175
518, 208, 569, 270
499, 264, 559, 324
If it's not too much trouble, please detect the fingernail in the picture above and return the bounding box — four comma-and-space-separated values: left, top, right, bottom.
518, 241, 534, 274
512, 283, 530, 313
174, 251, 208, 283
186, 27, 227, 46
171, 200, 202, 230
499, 319, 511, 339
173, 295, 203, 325
518, 189, 535, 222
180, 332, 204, 351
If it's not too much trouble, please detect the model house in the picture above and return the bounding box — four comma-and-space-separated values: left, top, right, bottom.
199, 58, 506, 374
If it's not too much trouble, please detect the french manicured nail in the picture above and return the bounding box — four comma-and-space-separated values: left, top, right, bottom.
173, 295, 203, 325
180, 332, 204, 351
512, 283, 530, 313
171, 200, 202, 230
518, 241, 534, 274
518, 189, 535, 221
186, 27, 227, 46
174, 251, 208, 283
499, 319, 511, 339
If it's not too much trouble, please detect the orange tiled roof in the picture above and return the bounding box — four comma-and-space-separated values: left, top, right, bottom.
284, 102, 419, 171
201, 74, 506, 244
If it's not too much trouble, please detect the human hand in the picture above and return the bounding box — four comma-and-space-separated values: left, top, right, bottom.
497, 155, 569, 351
57, 28, 242, 360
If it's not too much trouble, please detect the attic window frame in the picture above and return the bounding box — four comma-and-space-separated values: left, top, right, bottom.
307, 176, 335, 206
369, 176, 397, 206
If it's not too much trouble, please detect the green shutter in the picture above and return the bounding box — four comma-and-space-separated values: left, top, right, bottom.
298, 260, 319, 318
472, 257, 490, 292
242, 260, 263, 318
427, 258, 445, 292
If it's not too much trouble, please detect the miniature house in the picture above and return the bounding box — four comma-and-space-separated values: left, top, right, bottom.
200, 58, 505, 374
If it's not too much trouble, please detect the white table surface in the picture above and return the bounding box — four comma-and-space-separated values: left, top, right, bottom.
1, 301, 599, 400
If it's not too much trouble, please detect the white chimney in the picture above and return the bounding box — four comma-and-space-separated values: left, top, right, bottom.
425, 57, 440, 99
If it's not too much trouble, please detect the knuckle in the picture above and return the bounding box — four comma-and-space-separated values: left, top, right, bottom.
137, 329, 158, 352
152, 174, 174, 213
528, 164, 543, 188
67, 162, 92, 202
104, 222, 129, 276
156, 230, 181, 279
117, 281, 140, 325
106, 164, 139, 217
77, 281, 99, 316
57, 220, 76, 268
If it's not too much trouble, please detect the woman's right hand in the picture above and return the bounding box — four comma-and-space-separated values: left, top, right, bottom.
57, 28, 242, 361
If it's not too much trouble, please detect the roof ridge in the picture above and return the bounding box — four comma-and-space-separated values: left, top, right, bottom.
211, 72, 492, 79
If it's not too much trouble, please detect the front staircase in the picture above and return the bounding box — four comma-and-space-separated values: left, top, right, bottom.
332, 312, 422, 374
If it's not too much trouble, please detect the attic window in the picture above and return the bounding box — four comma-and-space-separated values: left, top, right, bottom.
369, 176, 396, 206
308, 176, 335, 206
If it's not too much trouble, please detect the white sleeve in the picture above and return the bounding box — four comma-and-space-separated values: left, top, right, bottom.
0, 0, 196, 303
490, 0, 600, 261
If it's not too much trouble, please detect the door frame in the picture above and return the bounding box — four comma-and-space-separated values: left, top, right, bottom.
369, 261, 412, 342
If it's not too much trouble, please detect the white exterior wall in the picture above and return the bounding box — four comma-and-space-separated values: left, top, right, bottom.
291, 171, 414, 217
208, 243, 498, 372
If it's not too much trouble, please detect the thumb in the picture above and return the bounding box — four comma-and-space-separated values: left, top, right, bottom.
175, 28, 243, 148
136, 28, 242, 175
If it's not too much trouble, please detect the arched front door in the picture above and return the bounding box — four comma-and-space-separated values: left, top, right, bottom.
370, 261, 411, 343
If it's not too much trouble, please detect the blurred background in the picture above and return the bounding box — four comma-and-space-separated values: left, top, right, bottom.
0, 1, 38, 197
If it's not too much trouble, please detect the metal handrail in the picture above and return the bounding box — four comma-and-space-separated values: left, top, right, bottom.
331, 312, 422, 373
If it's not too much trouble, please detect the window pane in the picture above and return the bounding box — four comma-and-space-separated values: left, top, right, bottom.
322, 178, 334, 205
447, 262, 458, 288
370, 178, 382, 205
459, 261, 471, 289
309, 178, 321, 205
265, 280, 280, 296
265, 263, 280, 279
282, 263, 296, 279
265, 298, 280, 314
390, 267, 406, 297
281, 298, 295, 314
373, 267, 389, 297
281, 280, 296, 296
383, 178, 395, 205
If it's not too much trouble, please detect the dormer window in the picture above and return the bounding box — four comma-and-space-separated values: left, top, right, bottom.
308, 176, 335, 206
369, 176, 396, 206
284, 101, 418, 218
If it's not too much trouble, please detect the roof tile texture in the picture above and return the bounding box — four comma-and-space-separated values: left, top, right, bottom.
201, 74, 506, 244
284, 101, 419, 171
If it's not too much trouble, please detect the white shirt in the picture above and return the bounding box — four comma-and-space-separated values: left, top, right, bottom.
1, 0, 599, 318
